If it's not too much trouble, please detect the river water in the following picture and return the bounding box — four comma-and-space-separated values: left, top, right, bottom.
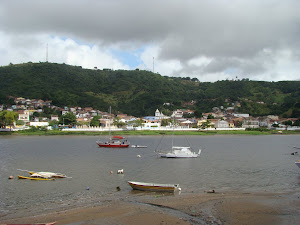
0, 135, 299, 220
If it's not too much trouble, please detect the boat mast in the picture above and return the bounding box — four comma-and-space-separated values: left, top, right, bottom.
109, 106, 111, 139
172, 117, 175, 151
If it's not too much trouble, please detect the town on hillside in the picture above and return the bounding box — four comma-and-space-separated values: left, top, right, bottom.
0, 96, 300, 131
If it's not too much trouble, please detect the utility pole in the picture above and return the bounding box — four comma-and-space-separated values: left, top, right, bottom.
153, 57, 154, 73
46, 43, 48, 62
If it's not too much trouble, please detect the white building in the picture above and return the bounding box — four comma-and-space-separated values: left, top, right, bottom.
18, 110, 30, 122
233, 113, 249, 118
155, 109, 169, 120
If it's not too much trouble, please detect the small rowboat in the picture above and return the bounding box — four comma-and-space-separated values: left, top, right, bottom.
18, 175, 54, 181
128, 181, 181, 193
131, 145, 147, 148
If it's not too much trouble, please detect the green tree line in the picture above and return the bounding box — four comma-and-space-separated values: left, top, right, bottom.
0, 62, 299, 118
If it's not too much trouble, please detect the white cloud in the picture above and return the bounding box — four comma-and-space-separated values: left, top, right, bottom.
0, 33, 129, 70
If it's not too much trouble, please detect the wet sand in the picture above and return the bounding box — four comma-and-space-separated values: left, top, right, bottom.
1, 191, 299, 225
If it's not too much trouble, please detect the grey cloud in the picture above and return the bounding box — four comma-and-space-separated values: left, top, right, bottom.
1, 0, 300, 81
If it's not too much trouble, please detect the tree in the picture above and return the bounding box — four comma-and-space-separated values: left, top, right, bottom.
16, 120, 25, 126
113, 117, 126, 128
90, 115, 101, 127
207, 114, 214, 119
294, 119, 300, 126
0, 111, 6, 128
194, 110, 202, 118
128, 119, 144, 128
0, 111, 18, 130
161, 119, 170, 126
235, 121, 243, 128
200, 120, 212, 129
283, 120, 293, 126
49, 120, 59, 128
60, 112, 76, 126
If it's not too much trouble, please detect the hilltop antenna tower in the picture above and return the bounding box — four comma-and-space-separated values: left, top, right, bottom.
153, 57, 154, 73
46, 43, 48, 62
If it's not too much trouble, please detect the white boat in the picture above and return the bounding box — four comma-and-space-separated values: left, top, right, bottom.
128, 181, 181, 192
295, 161, 300, 168
131, 145, 147, 148
160, 147, 201, 158
159, 118, 202, 158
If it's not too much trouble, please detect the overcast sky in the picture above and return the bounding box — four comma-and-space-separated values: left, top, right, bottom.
1, 0, 300, 82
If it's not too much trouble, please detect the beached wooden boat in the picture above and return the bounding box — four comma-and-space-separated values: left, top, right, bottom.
28, 171, 67, 178
128, 181, 181, 192
18, 175, 54, 181
17, 169, 70, 178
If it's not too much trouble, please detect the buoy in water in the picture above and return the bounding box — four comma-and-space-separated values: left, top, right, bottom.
116, 186, 121, 191
86, 187, 90, 190
110, 170, 113, 174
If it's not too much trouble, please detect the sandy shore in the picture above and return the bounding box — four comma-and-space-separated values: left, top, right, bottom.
1, 191, 299, 225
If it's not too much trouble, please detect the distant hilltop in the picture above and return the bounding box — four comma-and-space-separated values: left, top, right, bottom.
0, 62, 299, 118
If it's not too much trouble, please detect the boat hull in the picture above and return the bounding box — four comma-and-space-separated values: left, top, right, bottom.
128, 181, 180, 193
295, 162, 300, 168
28, 171, 67, 178
160, 148, 201, 158
160, 154, 198, 158
18, 175, 54, 181
97, 143, 129, 148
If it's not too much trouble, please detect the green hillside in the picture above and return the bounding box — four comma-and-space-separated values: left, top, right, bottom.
0, 62, 299, 117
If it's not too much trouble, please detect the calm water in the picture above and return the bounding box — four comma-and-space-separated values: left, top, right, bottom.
0, 135, 300, 220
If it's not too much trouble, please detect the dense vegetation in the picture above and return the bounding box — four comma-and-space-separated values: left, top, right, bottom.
0, 62, 299, 117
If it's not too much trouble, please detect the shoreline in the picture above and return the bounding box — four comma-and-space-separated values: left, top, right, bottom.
1, 129, 300, 136
1, 191, 299, 225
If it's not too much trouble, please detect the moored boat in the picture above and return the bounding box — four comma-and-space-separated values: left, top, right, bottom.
97, 135, 129, 148
131, 145, 147, 148
159, 118, 202, 158
128, 181, 181, 192
295, 161, 300, 168
96, 106, 129, 148
160, 147, 201, 158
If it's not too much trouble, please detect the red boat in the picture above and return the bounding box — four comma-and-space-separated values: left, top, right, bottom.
96, 106, 129, 148
96, 135, 129, 148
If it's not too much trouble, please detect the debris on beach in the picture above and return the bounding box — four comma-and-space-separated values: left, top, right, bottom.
117, 169, 124, 174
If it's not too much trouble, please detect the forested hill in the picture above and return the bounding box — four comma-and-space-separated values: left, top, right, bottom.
0, 62, 299, 118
